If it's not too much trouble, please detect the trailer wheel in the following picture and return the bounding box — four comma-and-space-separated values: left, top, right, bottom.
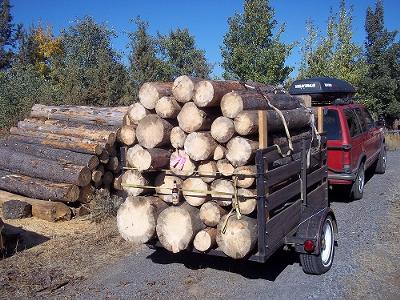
352, 163, 365, 200
300, 215, 335, 275
374, 146, 386, 174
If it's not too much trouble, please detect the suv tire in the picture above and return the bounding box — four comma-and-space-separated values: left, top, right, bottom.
352, 163, 365, 200
374, 146, 387, 174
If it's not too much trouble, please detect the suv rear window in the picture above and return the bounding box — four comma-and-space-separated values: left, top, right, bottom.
344, 109, 362, 137
324, 109, 342, 140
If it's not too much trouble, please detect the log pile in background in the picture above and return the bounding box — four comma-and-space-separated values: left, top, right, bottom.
0, 105, 129, 221
117, 76, 315, 259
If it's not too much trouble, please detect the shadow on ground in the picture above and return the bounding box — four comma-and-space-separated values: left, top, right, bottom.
147, 246, 299, 281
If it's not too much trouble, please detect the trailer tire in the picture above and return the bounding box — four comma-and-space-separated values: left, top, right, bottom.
300, 215, 335, 275
352, 163, 365, 200
374, 146, 386, 174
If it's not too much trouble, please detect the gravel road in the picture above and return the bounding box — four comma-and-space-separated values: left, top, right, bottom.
65, 151, 400, 300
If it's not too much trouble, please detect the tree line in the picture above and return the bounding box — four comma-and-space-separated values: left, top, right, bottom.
1, 0, 399, 130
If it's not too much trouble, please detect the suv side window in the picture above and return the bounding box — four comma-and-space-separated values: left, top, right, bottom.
324, 109, 342, 140
362, 108, 375, 129
354, 108, 367, 132
344, 109, 362, 137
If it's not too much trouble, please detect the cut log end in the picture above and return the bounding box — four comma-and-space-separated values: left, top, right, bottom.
226, 137, 258, 167
155, 96, 181, 119
128, 103, 150, 125
184, 132, 217, 161
139, 82, 172, 110
199, 201, 226, 227
172, 75, 199, 103
221, 91, 243, 118
170, 127, 187, 149
193, 227, 217, 252
211, 116, 235, 143
118, 125, 136, 146
182, 177, 208, 207
136, 115, 173, 149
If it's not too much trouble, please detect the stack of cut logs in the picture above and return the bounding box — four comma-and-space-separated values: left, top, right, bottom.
117, 76, 314, 259
0, 105, 129, 222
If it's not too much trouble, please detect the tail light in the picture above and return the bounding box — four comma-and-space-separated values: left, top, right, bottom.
342, 144, 352, 173
304, 240, 315, 252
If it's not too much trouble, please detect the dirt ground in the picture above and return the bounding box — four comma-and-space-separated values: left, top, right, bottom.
0, 215, 138, 299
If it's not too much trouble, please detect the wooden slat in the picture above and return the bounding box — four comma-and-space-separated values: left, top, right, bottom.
267, 179, 301, 211
307, 165, 328, 188
265, 199, 302, 257
258, 110, 268, 149
307, 182, 328, 209
265, 159, 301, 187
317, 107, 324, 133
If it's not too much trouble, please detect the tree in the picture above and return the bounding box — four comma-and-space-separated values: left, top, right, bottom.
51, 17, 129, 106
361, 0, 400, 122
298, 1, 365, 87
158, 28, 211, 79
221, 0, 293, 84
0, 0, 17, 69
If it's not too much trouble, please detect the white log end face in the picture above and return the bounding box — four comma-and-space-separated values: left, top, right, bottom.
211, 179, 233, 206
193, 80, 214, 107
221, 91, 242, 118
139, 83, 160, 110
211, 116, 235, 143
173, 75, 196, 103
128, 103, 149, 125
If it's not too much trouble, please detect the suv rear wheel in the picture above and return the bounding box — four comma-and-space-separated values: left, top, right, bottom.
352, 163, 365, 200
374, 146, 386, 174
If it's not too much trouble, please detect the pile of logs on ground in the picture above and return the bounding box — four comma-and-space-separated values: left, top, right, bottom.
0, 105, 130, 222
117, 76, 317, 259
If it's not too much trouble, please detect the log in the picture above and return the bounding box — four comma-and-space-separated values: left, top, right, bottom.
216, 159, 234, 176
199, 201, 226, 227
193, 227, 217, 252
234, 165, 256, 188
170, 126, 187, 149
221, 90, 302, 118
102, 171, 114, 188
2, 139, 99, 170
156, 202, 205, 253
216, 215, 258, 259
193, 80, 246, 107
139, 82, 172, 110
198, 160, 218, 183
8, 130, 103, 155
2, 200, 32, 219
213, 145, 226, 160
184, 132, 217, 161
28, 118, 120, 133
126, 144, 144, 167
0, 190, 71, 222
154, 173, 183, 204
78, 185, 94, 203
169, 150, 196, 176
113, 174, 123, 191
127, 103, 151, 125
106, 156, 120, 172
99, 149, 110, 164
0, 169, 80, 202
181, 177, 209, 207
237, 188, 257, 215
121, 170, 149, 196
118, 125, 136, 146
117, 196, 168, 244
30, 104, 128, 126
155, 96, 181, 118
210, 116, 235, 143
123, 114, 132, 126
17, 119, 116, 145
177, 102, 218, 133
172, 75, 202, 103
226, 137, 259, 167
234, 109, 312, 135
130, 148, 170, 171
136, 115, 173, 149
0, 148, 91, 187
91, 166, 103, 184
210, 179, 233, 206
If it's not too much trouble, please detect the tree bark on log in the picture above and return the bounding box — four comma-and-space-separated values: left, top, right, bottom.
8, 131, 103, 155
226, 137, 259, 167
155, 96, 181, 118
210, 116, 235, 143
210, 179, 233, 206
221, 91, 302, 118
102, 171, 114, 188
181, 177, 209, 207
30, 104, 128, 126
17, 119, 116, 145
234, 109, 311, 135
121, 170, 149, 196
117, 196, 168, 244
0, 190, 71, 222
99, 149, 110, 164
0, 170, 80, 202
156, 202, 205, 253
78, 185, 94, 203
177, 102, 218, 133
234, 165, 256, 188
216, 215, 258, 259
130, 148, 170, 171
193, 227, 217, 252
117, 125, 136, 146
184, 132, 217, 161
139, 82, 173, 110
106, 156, 120, 172
113, 174, 123, 191
170, 126, 187, 149
172, 75, 202, 103
194, 80, 246, 107
237, 188, 257, 215
169, 150, 196, 177
91, 167, 103, 184
127, 103, 151, 125
0, 148, 91, 187
1, 139, 99, 170
213, 145, 226, 160
136, 115, 173, 149
154, 173, 183, 204
199, 201, 226, 227
198, 160, 218, 183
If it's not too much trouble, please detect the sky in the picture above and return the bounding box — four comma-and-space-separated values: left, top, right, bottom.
11, 0, 400, 77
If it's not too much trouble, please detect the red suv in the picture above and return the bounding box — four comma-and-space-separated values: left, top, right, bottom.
290, 77, 386, 199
